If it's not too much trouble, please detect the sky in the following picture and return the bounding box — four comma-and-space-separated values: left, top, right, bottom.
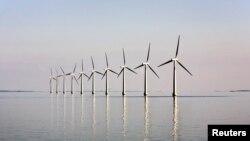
0, 0, 250, 93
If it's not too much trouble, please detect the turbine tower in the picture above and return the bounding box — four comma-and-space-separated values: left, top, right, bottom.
60, 67, 69, 94
88, 56, 103, 95
117, 48, 137, 95
55, 69, 61, 94
134, 43, 160, 96
68, 63, 78, 94
49, 68, 54, 93
102, 53, 118, 95
158, 35, 192, 97
78, 59, 89, 94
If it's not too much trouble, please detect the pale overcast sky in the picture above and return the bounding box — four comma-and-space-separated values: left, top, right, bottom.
0, 0, 250, 92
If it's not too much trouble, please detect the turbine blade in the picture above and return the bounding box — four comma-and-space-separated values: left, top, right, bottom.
96, 71, 103, 75
105, 52, 109, 67
123, 48, 126, 65
88, 73, 93, 81
77, 74, 82, 80
117, 68, 124, 78
158, 59, 173, 67
50, 68, 52, 75
91, 56, 95, 69
84, 73, 89, 79
175, 35, 180, 58
177, 60, 192, 76
81, 59, 84, 71
74, 76, 78, 85
60, 67, 65, 74
109, 69, 118, 75
134, 64, 144, 70
147, 43, 151, 62
73, 63, 77, 73
66, 73, 71, 75
126, 67, 137, 74
148, 65, 160, 78
101, 71, 107, 80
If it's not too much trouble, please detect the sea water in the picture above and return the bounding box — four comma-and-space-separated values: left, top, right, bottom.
0, 91, 249, 141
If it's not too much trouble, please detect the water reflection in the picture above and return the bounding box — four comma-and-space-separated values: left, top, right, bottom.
49, 94, 180, 140
81, 95, 84, 123
92, 95, 96, 141
63, 94, 67, 129
172, 97, 178, 141
144, 97, 150, 141
71, 94, 75, 128
122, 96, 127, 139
106, 96, 110, 141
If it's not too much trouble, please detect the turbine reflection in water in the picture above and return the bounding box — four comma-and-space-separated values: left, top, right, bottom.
105, 96, 110, 141
91, 95, 96, 141
81, 95, 84, 123
122, 96, 127, 139
71, 94, 75, 129
172, 97, 178, 141
144, 97, 150, 141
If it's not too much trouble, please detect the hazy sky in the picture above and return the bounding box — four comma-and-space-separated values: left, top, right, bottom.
0, 0, 250, 93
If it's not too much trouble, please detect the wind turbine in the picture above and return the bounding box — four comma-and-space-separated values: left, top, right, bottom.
78, 59, 89, 94
60, 67, 69, 94
102, 53, 118, 95
49, 68, 54, 93
158, 35, 192, 97
134, 43, 160, 96
68, 63, 78, 94
54, 68, 61, 94
88, 56, 103, 94
117, 48, 137, 95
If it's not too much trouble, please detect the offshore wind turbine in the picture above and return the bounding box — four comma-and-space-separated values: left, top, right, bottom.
78, 59, 89, 94
117, 48, 137, 95
88, 56, 103, 94
102, 53, 118, 95
158, 35, 192, 97
54, 68, 61, 94
134, 43, 160, 96
49, 68, 54, 93
68, 63, 78, 94
60, 67, 69, 94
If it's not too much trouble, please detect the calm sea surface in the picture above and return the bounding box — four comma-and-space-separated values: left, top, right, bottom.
0, 91, 249, 141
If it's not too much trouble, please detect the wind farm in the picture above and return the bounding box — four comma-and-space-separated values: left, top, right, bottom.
49, 39, 193, 96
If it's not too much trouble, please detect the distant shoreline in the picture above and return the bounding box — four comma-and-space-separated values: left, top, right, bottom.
229, 90, 250, 92
0, 90, 38, 92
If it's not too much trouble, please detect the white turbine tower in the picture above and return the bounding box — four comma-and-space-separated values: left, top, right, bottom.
78, 59, 89, 94
54, 68, 60, 94
68, 63, 78, 94
88, 56, 103, 95
134, 43, 160, 96
60, 67, 69, 94
101, 53, 118, 95
158, 35, 192, 97
49, 68, 54, 93
117, 48, 137, 96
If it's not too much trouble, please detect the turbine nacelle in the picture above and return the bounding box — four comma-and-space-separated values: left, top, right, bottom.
104, 68, 111, 71
143, 62, 149, 65
172, 58, 178, 61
